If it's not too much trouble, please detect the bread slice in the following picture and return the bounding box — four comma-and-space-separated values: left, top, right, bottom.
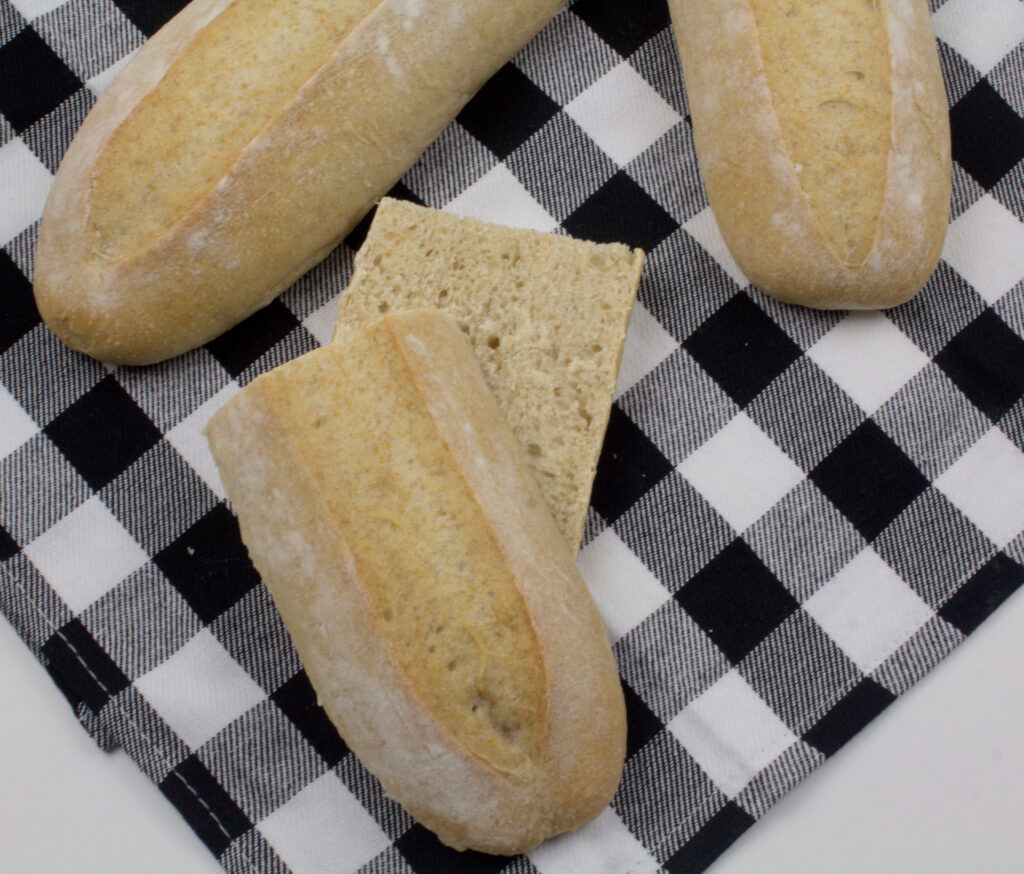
205, 309, 626, 854
334, 199, 645, 551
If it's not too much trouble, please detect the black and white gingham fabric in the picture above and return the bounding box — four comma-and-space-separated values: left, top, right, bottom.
4, 0, 1024, 871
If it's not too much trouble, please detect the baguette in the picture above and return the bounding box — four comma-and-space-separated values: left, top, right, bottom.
33, 0, 564, 365
333, 199, 645, 552
204, 309, 626, 854
668, 0, 951, 309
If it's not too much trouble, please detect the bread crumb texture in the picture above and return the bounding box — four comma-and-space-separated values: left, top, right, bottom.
334, 199, 644, 551
87, 0, 381, 262
263, 324, 547, 771
751, 0, 892, 266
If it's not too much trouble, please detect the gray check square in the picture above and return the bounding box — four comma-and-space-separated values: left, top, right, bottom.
505, 113, 616, 222
200, 700, 327, 823
747, 356, 866, 472
514, 8, 619, 106
212, 585, 301, 696
281, 244, 353, 325
753, 295, 845, 353
616, 599, 730, 722
0, 553, 72, 654
887, 262, 986, 357
871, 615, 964, 696
995, 281, 1024, 343
628, 123, 706, 226
1, 324, 105, 427
1, 433, 89, 545
0, 112, 13, 146
613, 731, 726, 861
356, 846, 416, 874
875, 364, 992, 480
402, 122, 497, 209
938, 36, 984, 106
874, 489, 996, 610
746, 480, 867, 603
740, 610, 861, 735
3, 222, 37, 280
81, 563, 201, 680
1, 1, 26, 45
629, 27, 688, 117
19, 86, 93, 173
117, 347, 231, 433
951, 160, 986, 221
109, 685, 190, 784
616, 471, 735, 592
338, 755, 416, 843
618, 347, 737, 466
35, 0, 141, 84
734, 740, 822, 820
990, 42, 1024, 119
100, 441, 218, 555
220, 829, 292, 874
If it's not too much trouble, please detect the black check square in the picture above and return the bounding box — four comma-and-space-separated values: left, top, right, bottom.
43, 374, 162, 491
205, 299, 301, 379
113, 0, 187, 37
271, 670, 348, 768
811, 420, 929, 542
936, 309, 1024, 423
939, 552, 1024, 636
676, 539, 799, 664
589, 405, 675, 524
0, 250, 39, 353
950, 80, 1024, 191
664, 802, 754, 874
154, 503, 261, 624
572, 0, 670, 59
457, 64, 559, 160
397, 824, 513, 874
802, 678, 895, 758
41, 617, 130, 713
684, 292, 803, 408
159, 754, 253, 857
563, 170, 679, 252
0, 26, 80, 132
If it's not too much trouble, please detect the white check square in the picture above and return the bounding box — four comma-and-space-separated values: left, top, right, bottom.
808, 312, 929, 414
445, 164, 557, 232
529, 807, 660, 874
0, 383, 39, 459
669, 670, 797, 799
942, 195, 1024, 305
683, 207, 749, 287
0, 139, 52, 245
24, 495, 148, 613
804, 548, 933, 674
565, 62, 681, 167
165, 382, 241, 500
135, 628, 266, 750
577, 528, 671, 642
935, 427, 1024, 547
258, 773, 390, 874
615, 301, 679, 396
933, 0, 1024, 74
678, 413, 804, 533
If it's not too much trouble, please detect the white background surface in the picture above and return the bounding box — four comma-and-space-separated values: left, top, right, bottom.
2, 587, 1024, 874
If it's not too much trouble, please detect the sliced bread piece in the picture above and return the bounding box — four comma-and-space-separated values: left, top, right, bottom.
333, 199, 645, 551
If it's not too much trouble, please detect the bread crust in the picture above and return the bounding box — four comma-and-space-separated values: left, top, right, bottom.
668, 0, 951, 309
34, 0, 564, 364
205, 310, 626, 854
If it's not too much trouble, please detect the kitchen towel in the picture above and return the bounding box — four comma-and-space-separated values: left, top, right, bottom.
3, 0, 1024, 872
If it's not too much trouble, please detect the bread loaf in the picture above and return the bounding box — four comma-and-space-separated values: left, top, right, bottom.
334, 199, 645, 552
34, 0, 564, 365
204, 309, 626, 854
668, 0, 951, 309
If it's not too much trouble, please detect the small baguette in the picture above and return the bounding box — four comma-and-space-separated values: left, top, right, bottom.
334, 199, 645, 552
204, 309, 626, 854
668, 0, 951, 309
34, 0, 564, 364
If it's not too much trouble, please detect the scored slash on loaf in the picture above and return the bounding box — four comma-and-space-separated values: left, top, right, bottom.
334, 198, 645, 552
205, 309, 627, 854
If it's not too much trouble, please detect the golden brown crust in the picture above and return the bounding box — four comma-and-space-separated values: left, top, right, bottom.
668, 0, 951, 309
205, 310, 625, 854
33, 0, 565, 364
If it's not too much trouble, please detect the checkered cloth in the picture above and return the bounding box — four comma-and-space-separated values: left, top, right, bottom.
3, 0, 1024, 871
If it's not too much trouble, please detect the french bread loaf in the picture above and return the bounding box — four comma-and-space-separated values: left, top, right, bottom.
33, 0, 564, 365
334, 199, 645, 552
204, 309, 626, 854
668, 0, 951, 309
